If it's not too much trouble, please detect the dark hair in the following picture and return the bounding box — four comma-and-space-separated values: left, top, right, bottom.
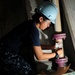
32, 9, 49, 23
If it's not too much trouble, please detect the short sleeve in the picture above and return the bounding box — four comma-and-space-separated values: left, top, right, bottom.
30, 24, 41, 46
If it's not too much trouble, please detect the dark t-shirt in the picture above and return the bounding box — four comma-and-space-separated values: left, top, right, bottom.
1, 20, 40, 52
0, 20, 41, 70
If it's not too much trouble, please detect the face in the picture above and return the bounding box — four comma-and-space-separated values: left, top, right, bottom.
39, 17, 51, 30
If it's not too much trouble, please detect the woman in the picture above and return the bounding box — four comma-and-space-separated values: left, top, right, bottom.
0, 1, 63, 75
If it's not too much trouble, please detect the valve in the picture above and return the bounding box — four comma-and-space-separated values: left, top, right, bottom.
52, 33, 68, 67
55, 56, 68, 67
52, 33, 66, 40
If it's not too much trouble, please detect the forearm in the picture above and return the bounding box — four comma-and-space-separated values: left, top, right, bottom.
38, 48, 63, 60
33, 45, 63, 61
37, 52, 56, 60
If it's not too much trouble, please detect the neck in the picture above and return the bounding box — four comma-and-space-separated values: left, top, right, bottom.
35, 23, 40, 29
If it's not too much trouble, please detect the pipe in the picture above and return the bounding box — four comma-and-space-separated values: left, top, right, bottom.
52, 0, 64, 57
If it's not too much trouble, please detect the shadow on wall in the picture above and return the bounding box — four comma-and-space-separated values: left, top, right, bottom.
39, 24, 55, 46
0, 0, 28, 38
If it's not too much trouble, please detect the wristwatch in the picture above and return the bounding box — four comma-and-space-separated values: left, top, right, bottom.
55, 51, 59, 59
